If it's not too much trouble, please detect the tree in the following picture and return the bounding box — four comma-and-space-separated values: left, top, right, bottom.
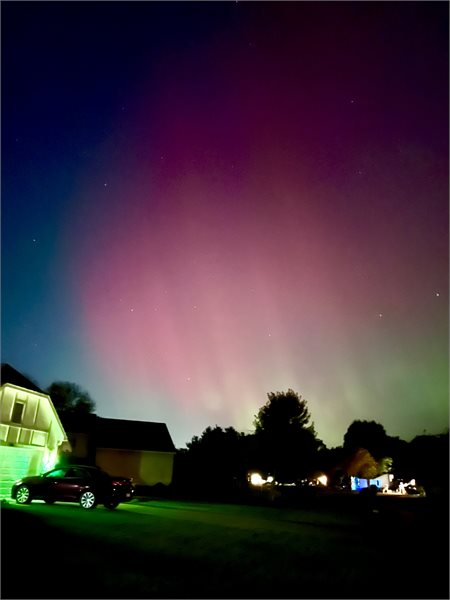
343, 420, 389, 459
378, 456, 393, 475
254, 389, 312, 434
46, 381, 96, 418
176, 425, 250, 497
406, 431, 449, 491
345, 447, 379, 482
253, 389, 323, 482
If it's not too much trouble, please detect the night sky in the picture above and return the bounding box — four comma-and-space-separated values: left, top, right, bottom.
3, 2, 448, 449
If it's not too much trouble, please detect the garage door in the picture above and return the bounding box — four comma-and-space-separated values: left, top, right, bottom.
0, 446, 45, 499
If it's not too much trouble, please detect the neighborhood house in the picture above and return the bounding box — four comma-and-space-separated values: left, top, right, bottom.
0, 364, 70, 499
1, 364, 177, 498
64, 414, 176, 487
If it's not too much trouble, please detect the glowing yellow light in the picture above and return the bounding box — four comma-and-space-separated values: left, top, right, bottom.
267, 476, 274, 483
250, 473, 264, 486
317, 475, 327, 486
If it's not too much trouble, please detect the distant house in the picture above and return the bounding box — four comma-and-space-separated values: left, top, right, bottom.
63, 414, 176, 487
350, 473, 394, 491
0, 364, 70, 499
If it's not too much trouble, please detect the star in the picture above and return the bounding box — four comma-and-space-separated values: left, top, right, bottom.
130, 308, 134, 312
104, 182, 108, 187
378, 313, 383, 318
435, 292, 440, 297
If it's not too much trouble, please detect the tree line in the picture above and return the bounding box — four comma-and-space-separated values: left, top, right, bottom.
173, 389, 449, 498
47, 381, 448, 498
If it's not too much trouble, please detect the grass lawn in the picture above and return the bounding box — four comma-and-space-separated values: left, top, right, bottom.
1, 496, 448, 599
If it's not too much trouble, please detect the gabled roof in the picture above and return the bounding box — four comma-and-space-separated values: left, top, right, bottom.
0, 363, 44, 394
62, 413, 176, 453
95, 417, 176, 453
0, 364, 69, 449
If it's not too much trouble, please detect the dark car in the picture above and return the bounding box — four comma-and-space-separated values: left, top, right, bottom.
405, 484, 426, 496
11, 465, 135, 509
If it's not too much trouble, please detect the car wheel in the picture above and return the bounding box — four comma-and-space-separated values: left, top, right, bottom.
79, 490, 97, 509
104, 501, 119, 510
16, 485, 32, 504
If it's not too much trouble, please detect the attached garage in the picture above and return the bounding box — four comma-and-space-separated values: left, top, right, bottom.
0, 445, 45, 499
0, 364, 70, 499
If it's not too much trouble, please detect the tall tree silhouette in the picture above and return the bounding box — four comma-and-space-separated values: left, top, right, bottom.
254, 389, 323, 482
343, 420, 389, 459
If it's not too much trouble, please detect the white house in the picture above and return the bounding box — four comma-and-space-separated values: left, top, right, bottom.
0, 364, 70, 499
350, 473, 394, 491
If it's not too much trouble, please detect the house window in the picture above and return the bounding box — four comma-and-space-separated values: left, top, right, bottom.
11, 402, 25, 424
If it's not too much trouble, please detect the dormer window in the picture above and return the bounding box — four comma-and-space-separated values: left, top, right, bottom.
11, 401, 25, 424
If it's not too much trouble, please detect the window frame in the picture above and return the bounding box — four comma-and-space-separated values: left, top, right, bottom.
11, 401, 25, 424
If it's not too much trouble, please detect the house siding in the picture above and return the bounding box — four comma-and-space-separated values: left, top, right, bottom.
95, 447, 175, 486
0, 445, 46, 499
0, 384, 66, 452
0, 382, 69, 498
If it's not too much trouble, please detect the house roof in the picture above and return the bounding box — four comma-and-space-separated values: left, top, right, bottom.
95, 417, 176, 453
59, 412, 97, 432
0, 364, 69, 449
0, 363, 45, 394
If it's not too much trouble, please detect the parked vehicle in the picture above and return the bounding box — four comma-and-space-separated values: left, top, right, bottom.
404, 484, 426, 496
11, 465, 134, 509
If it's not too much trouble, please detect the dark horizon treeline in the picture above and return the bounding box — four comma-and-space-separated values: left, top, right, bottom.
171, 424, 449, 500
43, 378, 449, 500
170, 390, 449, 500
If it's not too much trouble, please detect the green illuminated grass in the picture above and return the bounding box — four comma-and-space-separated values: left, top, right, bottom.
1, 497, 448, 599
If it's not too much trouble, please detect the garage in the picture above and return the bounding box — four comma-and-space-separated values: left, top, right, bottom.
0, 364, 70, 500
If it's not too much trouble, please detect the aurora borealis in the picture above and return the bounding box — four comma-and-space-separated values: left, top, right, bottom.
3, 2, 448, 449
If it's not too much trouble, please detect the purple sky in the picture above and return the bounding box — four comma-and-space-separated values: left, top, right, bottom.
3, 2, 448, 448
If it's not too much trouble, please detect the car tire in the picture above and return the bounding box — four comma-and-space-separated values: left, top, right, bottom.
104, 501, 119, 510
79, 490, 97, 509
16, 485, 32, 504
